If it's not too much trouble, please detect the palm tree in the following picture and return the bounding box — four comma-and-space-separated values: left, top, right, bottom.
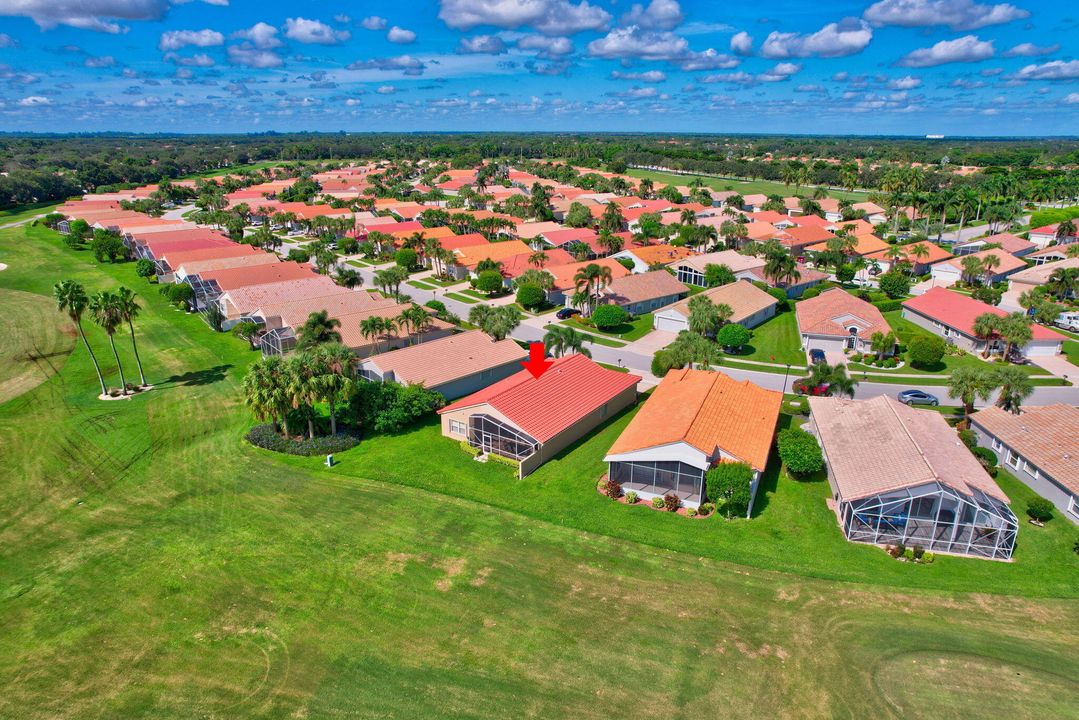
114, 287, 147, 387
969, 312, 1001, 358
315, 343, 356, 436
961, 256, 985, 286
687, 295, 721, 337
980, 252, 1001, 286
764, 253, 799, 288
334, 268, 362, 289
285, 351, 322, 440
242, 354, 293, 436
998, 312, 1033, 360
947, 367, 995, 421
1055, 219, 1076, 242
869, 331, 896, 361
573, 263, 614, 315
543, 325, 591, 358
359, 315, 391, 356
994, 365, 1032, 414
597, 231, 624, 256
53, 280, 108, 397
297, 310, 342, 349
825, 364, 858, 399
89, 291, 128, 394
1046, 266, 1078, 301
908, 243, 931, 271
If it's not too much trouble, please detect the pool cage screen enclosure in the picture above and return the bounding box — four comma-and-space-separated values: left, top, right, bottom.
467, 414, 537, 461
839, 482, 1017, 560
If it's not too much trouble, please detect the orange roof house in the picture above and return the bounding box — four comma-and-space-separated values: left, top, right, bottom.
453, 239, 533, 270
604, 368, 782, 511
438, 354, 641, 477
795, 288, 893, 355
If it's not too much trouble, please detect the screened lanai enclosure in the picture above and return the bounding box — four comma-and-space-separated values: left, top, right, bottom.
608, 460, 706, 507
839, 481, 1017, 559
260, 326, 297, 356
467, 414, 537, 461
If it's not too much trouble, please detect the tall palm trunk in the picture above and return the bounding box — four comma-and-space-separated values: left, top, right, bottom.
107, 332, 128, 395
307, 417, 315, 439
77, 319, 108, 397
126, 319, 146, 386
329, 401, 337, 436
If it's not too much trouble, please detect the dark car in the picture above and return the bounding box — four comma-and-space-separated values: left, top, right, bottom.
809, 349, 827, 365
898, 389, 939, 406
555, 307, 581, 320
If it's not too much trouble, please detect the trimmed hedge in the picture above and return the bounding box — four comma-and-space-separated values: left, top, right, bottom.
872, 299, 904, 312
246, 424, 361, 456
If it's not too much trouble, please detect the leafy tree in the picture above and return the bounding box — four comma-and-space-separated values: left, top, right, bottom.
703, 263, 736, 288
836, 263, 856, 283
297, 310, 342, 349
395, 247, 418, 270
135, 258, 156, 280
1026, 498, 1054, 523
474, 269, 506, 295
54, 280, 108, 397
231, 320, 262, 350
286, 248, 311, 263
706, 462, 754, 517
590, 304, 628, 329
516, 283, 546, 310
716, 322, 751, 351
994, 365, 1033, 413
907, 335, 946, 368
777, 428, 823, 475
348, 380, 445, 433
90, 230, 127, 263
564, 202, 593, 228
877, 271, 910, 299
468, 305, 521, 341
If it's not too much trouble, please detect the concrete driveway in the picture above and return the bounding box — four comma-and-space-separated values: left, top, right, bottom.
1030, 353, 1078, 380
626, 329, 677, 354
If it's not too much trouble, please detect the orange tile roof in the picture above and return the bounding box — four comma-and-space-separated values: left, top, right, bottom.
199, 261, 317, 291
625, 244, 696, 266
795, 288, 892, 339
940, 247, 1027, 275
805, 233, 890, 257
161, 244, 262, 268
865, 241, 953, 266
455, 240, 534, 268
176, 253, 281, 276
545, 258, 631, 292
606, 369, 781, 471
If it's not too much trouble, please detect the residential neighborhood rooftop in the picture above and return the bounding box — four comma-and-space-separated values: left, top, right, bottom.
970, 404, 1079, 495
362, 330, 528, 390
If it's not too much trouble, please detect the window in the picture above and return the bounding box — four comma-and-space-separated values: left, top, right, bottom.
991, 437, 1002, 451
449, 419, 466, 435
1069, 497, 1079, 520
1007, 451, 1021, 468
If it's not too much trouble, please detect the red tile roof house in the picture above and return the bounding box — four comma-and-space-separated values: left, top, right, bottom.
438, 354, 641, 477
603, 369, 782, 511
795, 288, 894, 355
599, 270, 690, 315
1028, 223, 1079, 249
969, 404, 1079, 524
902, 287, 1065, 358
929, 248, 1028, 286
952, 233, 1036, 258
805, 395, 1017, 560
358, 330, 528, 400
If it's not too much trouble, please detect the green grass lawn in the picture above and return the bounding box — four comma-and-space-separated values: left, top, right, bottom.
1, 218, 1077, 717
626, 168, 870, 202
407, 279, 436, 290
722, 311, 805, 365
564, 312, 654, 341
445, 291, 480, 304
1063, 340, 1079, 369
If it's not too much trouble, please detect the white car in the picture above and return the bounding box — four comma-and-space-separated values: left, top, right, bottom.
1056, 312, 1079, 333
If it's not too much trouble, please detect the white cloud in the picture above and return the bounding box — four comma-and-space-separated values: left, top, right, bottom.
760, 62, 801, 81
517, 34, 573, 57
18, 95, 51, 106
610, 69, 666, 82
165, 52, 215, 67
158, 28, 224, 51
795, 84, 825, 92
334, 14, 350, 24
611, 86, 658, 98
232, 22, 281, 49
729, 31, 752, 56
897, 35, 994, 67
1014, 60, 1079, 80
438, 0, 611, 36
227, 44, 283, 68
863, 0, 1028, 31
0, 33, 16, 47
701, 62, 800, 85
377, 85, 397, 94
1062, 93, 1079, 105
1002, 42, 1059, 57
0, 0, 168, 33
760, 18, 872, 59
387, 26, 416, 44
360, 15, 387, 30
587, 27, 687, 60
888, 75, 922, 89
457, 35, 507, 53
84, 55, 116, 68
284, 17, 350, 45
346, 55, 427, 75
678, 48, 739, 71
620, 0, 683, 31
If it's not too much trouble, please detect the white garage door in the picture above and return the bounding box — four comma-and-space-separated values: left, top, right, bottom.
1024, 341, 1061, 357
654, 313, 688, 334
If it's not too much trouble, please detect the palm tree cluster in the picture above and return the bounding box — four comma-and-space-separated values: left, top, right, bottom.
971, 311, 1033, 360
797, 362, 858, 399
947, 365, 1033, 419
468, 305, 522, 341
542, 325, 591, 358
54, 280, 147, 397
242, 344, 357, 439
572, 263, 614, 315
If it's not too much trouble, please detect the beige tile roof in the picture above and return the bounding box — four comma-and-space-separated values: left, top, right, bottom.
176, 253, 281, 276
942, 247, 1027, 274
258, 289, 399, 327
222, 276, 347, 318
808, 395, 1009, 503
606, 369, 782, 471
664, 279, 778, 324
795, 288, 892, 339
601, 270, 688, 306
337, 305, 454, 352
970, 404, 1079, 494
673, 249, 765, 275
363, 330, 528, 389
1007, 257, 1079, 286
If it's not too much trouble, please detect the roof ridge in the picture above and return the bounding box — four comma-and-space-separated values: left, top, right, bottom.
881, 396, 960, 494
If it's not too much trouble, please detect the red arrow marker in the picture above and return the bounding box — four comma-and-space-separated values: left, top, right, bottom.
521, 342, 554, 379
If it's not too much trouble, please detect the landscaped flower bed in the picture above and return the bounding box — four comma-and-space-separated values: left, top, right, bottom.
595, 476, 712, 519
246, 423, 361, 456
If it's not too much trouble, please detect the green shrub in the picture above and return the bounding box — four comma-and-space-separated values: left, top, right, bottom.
698, 502, 715, 517
516, 283, 547, 310
590, 304, 629, 329
460, 441, 481, 457
1026, 498, 1054, 522
651, 349, 678, 377
135, 258, 156, 279
425, 299, 447, 314
686, 507, 697, 518
972, 446, 998, 469
957, 429, 977, 450
336, 237, 359, 254
716, 323, 752, 350
922, 552, 935, 564
801, 287, 821, 300
912, 545, 925, 561
486, 452, 520, 469
706, 462, 754, 516
286, 248, 310, 263
882, 356, 898, 368
395, 247, 418, 269
651, 496, 665, 509
878, 272, 910, 299
625, 491, 638, 504
347, 381, 445, 434
474, 269, 505, 294
872, 299, 904, 312
903, 547, 915, 560
908, 335, 946, 368
836, 264, 856, 283
777, 428, 824, 475
246, 424, 361, 456
850, 352, 864, 363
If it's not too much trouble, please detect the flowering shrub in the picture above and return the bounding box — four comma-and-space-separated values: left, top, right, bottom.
663, 492, 681, 512
604, 477, 623, 499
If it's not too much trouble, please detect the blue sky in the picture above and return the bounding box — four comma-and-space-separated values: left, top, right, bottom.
0, 0, 1076, 135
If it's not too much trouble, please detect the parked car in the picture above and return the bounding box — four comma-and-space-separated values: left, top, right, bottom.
555, 307, 581, 320
809, 349, 827, 365
898, 389, 939, 406
1055, 311, 1079, 332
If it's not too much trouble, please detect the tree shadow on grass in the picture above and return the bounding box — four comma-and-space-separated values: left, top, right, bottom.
158, 364, 233, 388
